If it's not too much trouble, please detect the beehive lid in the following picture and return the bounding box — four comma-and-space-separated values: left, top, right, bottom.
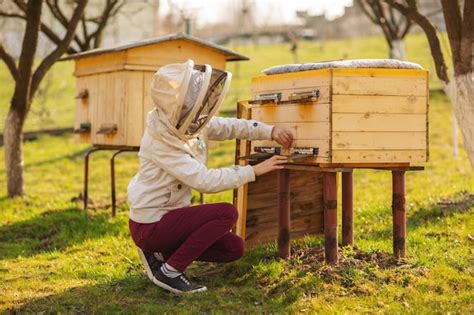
61, 32, 249, 62
262, 59, 424, 75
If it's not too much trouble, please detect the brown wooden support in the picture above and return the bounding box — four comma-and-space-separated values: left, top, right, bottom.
277, 169, 291, 258
323, 172, 338, 264
342, 171, 354, 246
392, 170, 406, 258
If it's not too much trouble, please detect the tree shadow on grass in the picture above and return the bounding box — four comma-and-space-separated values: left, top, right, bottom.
359, 191, 474, 241
0, 206, 123, 259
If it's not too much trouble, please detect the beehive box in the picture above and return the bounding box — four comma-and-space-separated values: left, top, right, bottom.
250, 67, 429, 164
234, 63, 428, 246
66, 33, 248, 147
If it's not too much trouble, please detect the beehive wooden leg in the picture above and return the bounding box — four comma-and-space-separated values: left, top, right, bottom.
342, 171, 354, 247
323, 172, 338, 264
277, 169, 291, 259
392, 170, 406, 258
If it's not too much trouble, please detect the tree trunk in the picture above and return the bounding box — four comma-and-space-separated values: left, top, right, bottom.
4, 105, 27, 197
452, 72, 474, 169
390, 39, 406, 60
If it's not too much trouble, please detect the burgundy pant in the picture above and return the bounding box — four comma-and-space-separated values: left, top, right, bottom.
129, 202, 244, 272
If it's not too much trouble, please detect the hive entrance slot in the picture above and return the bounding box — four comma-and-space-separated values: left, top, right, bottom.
240, 146, 319, 161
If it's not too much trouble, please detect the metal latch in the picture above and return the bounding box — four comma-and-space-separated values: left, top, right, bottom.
255, 92, 282, 102
97, 124, 118, 135
288, 90, 320, 102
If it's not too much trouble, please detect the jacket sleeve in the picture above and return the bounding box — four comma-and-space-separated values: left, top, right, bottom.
207, 116, 274, 141
151, 140, 256, 194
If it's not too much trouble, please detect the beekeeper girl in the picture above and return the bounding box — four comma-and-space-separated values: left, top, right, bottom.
127, 60, 293, 293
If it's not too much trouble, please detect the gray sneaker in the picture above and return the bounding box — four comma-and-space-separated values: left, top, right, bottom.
154, 268, 207, 294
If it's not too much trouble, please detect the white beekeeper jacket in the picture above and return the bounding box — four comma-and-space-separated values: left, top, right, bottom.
127, 60, 274, 223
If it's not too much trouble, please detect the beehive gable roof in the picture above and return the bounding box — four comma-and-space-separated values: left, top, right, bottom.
62, 32, 248, 61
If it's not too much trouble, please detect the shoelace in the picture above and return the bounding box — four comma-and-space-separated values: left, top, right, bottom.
180, 275, 191, 286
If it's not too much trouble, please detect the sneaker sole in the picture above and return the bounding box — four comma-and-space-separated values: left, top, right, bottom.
151, 276, 207, 294
137, 248, 207, 294
137, 248, 155, 283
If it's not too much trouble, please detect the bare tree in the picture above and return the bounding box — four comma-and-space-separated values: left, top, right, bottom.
357, 0, 412, 59
385, 0, 473, 169
0, 0, 128, 197
1, 0, 125, 54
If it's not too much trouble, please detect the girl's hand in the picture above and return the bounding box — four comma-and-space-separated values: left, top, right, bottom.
252, 155, 288, 176
271, 127, 294, 149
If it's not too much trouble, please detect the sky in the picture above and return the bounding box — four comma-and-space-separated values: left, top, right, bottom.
160, 0, 354, 27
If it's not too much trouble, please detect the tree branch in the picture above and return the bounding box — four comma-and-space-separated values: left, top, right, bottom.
441, 0, 463, 66
13, 0, 43, 114
0, 45, 18, 81
357, 0, 379, 24
385, 0, 449, 83
30, 0, 88, 101
459, 0, 473, 74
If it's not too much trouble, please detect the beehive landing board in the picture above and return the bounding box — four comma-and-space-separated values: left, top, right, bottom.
250, 68, 429, 164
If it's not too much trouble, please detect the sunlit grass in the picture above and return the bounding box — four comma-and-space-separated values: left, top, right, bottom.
0, 34, 472, 312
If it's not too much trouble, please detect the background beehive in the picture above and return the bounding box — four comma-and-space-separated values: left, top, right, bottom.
250, 68, 429, 164
70, 33, 247, 147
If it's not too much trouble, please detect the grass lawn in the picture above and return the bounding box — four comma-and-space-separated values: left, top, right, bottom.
1, 34, 473, 313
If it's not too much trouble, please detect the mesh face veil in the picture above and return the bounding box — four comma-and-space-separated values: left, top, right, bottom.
177, 65, 231, 137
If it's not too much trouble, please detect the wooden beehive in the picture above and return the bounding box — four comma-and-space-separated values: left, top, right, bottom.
235, 66, 429, 246
66, 33, 248, 147
250, 67, 429, 164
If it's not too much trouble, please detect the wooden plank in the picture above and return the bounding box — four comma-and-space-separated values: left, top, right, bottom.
332, 113, 427, 132
114, 71, 126, 146
252, 103, 330, 123
331, 150, 427, 163
252, 68, 331, 93
332, 75, 427, 96
91, 73, 107, 145
74, 77, 90, 143
75, 51, 127, 77
251, 86, 330, 103
332, 132, 426, 150
332, 68, 427, 77
124, 71, 144, 146
332, 95, 427, 114
234, 102, 252, 239
244, 170, 324, 246
126, 40, 227, 70
262, 121, 330, 140
246, 212, 323, 246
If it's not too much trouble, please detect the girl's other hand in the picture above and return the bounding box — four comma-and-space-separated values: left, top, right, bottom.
252, 155, 288, 176
271, 127, 294, 149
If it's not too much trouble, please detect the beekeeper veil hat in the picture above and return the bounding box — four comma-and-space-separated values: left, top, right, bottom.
150, 59, 231, 139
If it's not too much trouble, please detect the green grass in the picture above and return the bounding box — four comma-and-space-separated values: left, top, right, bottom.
1, 34, 473, 312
